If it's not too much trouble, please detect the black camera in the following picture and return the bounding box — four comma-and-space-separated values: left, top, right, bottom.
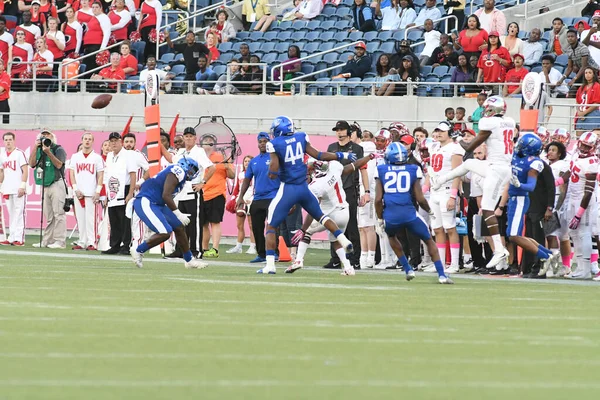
38, 136, 52, 147
63, 198, 74, 212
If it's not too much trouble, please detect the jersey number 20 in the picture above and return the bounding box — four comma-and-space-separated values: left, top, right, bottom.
285, 142, 303, 165
383, 171, 410, 193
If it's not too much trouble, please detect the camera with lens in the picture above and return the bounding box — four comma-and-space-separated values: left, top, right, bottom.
63, 198, 74, 212
37, 135, 52, 148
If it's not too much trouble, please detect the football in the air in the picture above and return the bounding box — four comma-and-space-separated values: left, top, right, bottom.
91, 94, 113, 109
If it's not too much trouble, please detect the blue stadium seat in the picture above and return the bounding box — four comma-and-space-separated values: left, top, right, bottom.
171, 64, 186, 76
320, 42, 335, 52
542, 30, 552, 41
273, 21, 293, 31
431, 65, 449, 77
218, 42, 233, 53
307, 20, 321, 31
518, 31, 529, 39
304, 42, 322, 53
306, 54, 323, 65
531, 66, 543, 73
363, 31, 378, 42
275, 42, 290, 53
274, 31, 292, 43
555, 54, 568, 66
379, 42, 395, 54
420, 65, 433, 76
219, 53, 234, 63
160, 53, 174, 63
308, 78, 333, 96
264, 31, 279, 41
231, 42, 242, 52
174, 53, 184, 62
320, 31, 335, 42
213, 65, 226, 76
335, 7, 351, 19
249, 42, 262, 53
349, 31, 364, 41
366, 41, 380, 53
334, 31, 349, 42
236, 31, 249, 41
249, 31, 264, 41
262, 52, 278, 64
291, 31, 307, 41
342, 0, 353, 5
292, 20, 308, 31
408, 30, 423, 41
260, 42, 276, 53
392, 30, 406, 41
324, 52, 340, 65
322, 6, 337, 16
335, 20, 352, 30
562, 17, 574, 27
301, 64, 315, 75
377, 31, 392, 41
296, 41, 308, 51
306, 31, 321, 41
320, 21, 336, 31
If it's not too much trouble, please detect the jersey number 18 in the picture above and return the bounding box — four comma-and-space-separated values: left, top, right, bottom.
383, 171, 411, 193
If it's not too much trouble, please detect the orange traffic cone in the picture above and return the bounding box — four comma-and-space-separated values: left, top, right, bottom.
278, 236, 292, 262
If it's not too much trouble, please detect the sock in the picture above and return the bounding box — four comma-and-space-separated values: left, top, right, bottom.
398, 255, 413, 273
437, 242, 447, 266
183, 250, 193, 262
562, 255, 571, 268
296, 242, 308, 263
591, 252, 598, 264
360, 251, 367, 267
463, 253, 471, 263
236, 242, 243, 247
366, 250, 375, 266
450, 243, 460, 266
333, 229, 343, 238
536, 247, 550, 260
491, 234, 504, 253
336, 248, 352, 270
434, 259, 446, 277
265, 250, 276, 269
136, 241, 150, 254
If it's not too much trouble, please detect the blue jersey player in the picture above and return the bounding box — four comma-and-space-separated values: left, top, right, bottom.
375, 142, 453, 284
130, 158, 207, 269
507, 133, 559, 275
258, 116, 357, 274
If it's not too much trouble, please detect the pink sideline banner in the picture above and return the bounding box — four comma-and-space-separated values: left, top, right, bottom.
1, 129, 338, 238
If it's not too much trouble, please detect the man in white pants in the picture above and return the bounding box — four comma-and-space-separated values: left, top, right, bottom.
123, 133, 150, 252
69, 133, 105, 250
0, 132, 28, 246
431, 96, 514, 270
426, 122, 464, 273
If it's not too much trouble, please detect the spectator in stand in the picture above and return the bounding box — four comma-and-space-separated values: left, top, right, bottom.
0, 16, 13, 68
200, 133, 235, 259
30, 2, 47, 31
62, 7, 83, 56
523, 28, 544, 67
165, 31, 210, 82
138, 0, 162, 63
90, 52, 125, 92
390, 39, 419, 72
195, 54, 217, 93
38, 0, 58, 31
436, 44, 458, 67
451, 53, 474, 89
575, 67, 600, 132
576, 20, 590, 40
109, 0, 132, 43
76, 0, 94, 33
548, 17, 568, 55
559, 29, 600, 95
210, 59, 245, 95
452, 14, 488, 61
45, 17, 65, 75
138, 56, 175, 89
379, 55, 420, 96
476, 32, 511, 94
581, 11, 600, 67
82, 2, 110, 75
8, 31, 34, 92
204, 9, 236, 43
272, 45, 301, 85
420, 19, 441, 66
396, 0, 417, 30
350, 0, 376, 32
501, 21, 523, 61
375, 0, 402, 31
15, 11, 42, 47
540, 54, 569, 98
444, 0, 465, 32
474, 0, 506, 36
243, 0, 273, 32
502, 53, 527, 97
119, 41, 137, 77
238, 42, 250, 60
468, 91, 486, 133
205, 32, 220, 63
582, 0, 600, 17
288, 0, 323, 21
407, 0, 441, 29
332, 41, 372, 79
0, 60, 10, 123
33, 36, 54, 92
241, 54, 264, 94
429, 34, 449, 65
375, 53, 393, 95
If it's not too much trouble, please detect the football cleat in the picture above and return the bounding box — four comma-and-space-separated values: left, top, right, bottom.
48, 243, 65, 249
446, 265, 460, 274
341, 266, 356, 276
226, 246, 242, 254
72, 245, 84, 250
406, 270, 416, 281
86, 245, 97, 251
539, 253, 560, 276
438, 276, 454, 284
592, 272, 600, 281
246, 245, 257, 254
0, 240, 11, 245
285, 260, 303, 274
11, 241, 24, 247
130, 248, 143, 268
487, 248, 509, 270
185, 259, 208, 269
257, 266, 276, 274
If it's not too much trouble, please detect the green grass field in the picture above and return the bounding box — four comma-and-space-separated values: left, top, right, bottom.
1, 243, 600, 400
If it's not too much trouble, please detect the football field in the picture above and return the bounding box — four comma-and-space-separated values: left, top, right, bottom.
0, 245, 599, 400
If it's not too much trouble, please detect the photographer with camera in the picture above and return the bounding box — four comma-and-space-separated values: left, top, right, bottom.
28, 130, 68, 249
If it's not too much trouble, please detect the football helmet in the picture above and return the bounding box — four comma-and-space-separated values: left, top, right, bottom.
550, 128, 571, 146
577, 131, 598, 158
385, 142, 409, 165
536, 126, 550, 144
388, 122, 411, 137
375, 129, 392, 150
270, 116, 294, 138
482, 95, 507, 117
177, 157, 200, 181
515, 132, 543, 157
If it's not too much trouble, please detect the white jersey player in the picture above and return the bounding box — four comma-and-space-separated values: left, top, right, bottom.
123, 134, 150, 251
69, 133, 105, 250
562, 132, 599, 279
0, 132, 28, 246
372, 129, 395, 269
286, 155, 374, 276
426, 121, 464, 273
357, 137, 377, 268
431, 96, 514, 270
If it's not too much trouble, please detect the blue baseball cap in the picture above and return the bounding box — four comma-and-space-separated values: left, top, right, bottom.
257, 132, 270, 141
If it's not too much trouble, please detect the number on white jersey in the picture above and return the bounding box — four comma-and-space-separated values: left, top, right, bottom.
284, 142, 303, 165
383, 171, 411, 193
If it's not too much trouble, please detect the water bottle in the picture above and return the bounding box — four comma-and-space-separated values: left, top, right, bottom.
460, 85, 465, 95
140, 82, 146, 93
126, 83, 131, 93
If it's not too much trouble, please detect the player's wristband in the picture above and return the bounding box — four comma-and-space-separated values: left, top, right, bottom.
364, 190, 370, 194
422, 185, 430, 194
95, 185, 102, 194
137, 178, 145, 186
576, 207, 586, 218
450, 188, 459, 199
72, 184, 77, 191
555, 177, 564, 186
19, 182, 26, 190
317, 152, 323, 160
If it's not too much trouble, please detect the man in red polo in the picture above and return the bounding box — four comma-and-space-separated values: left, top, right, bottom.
0, 59, 11, 124
90, 52, 125, 93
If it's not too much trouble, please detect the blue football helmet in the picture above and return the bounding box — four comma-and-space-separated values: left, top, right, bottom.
270, 116, 294, 138
177, 157, 200, 181
385, 142, 409, 165
515, 133, 543, 157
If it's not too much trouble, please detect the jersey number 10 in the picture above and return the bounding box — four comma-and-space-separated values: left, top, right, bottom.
285, 142, 303, 165
383, 171, 411, 193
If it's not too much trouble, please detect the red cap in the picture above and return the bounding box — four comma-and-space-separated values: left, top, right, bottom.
462, 128, 476, 136
513, 53, 524, 60
594, 10, 600, 18
488, 31, 500, 37
399, 134, 415, 146
355, 41, 367, 50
